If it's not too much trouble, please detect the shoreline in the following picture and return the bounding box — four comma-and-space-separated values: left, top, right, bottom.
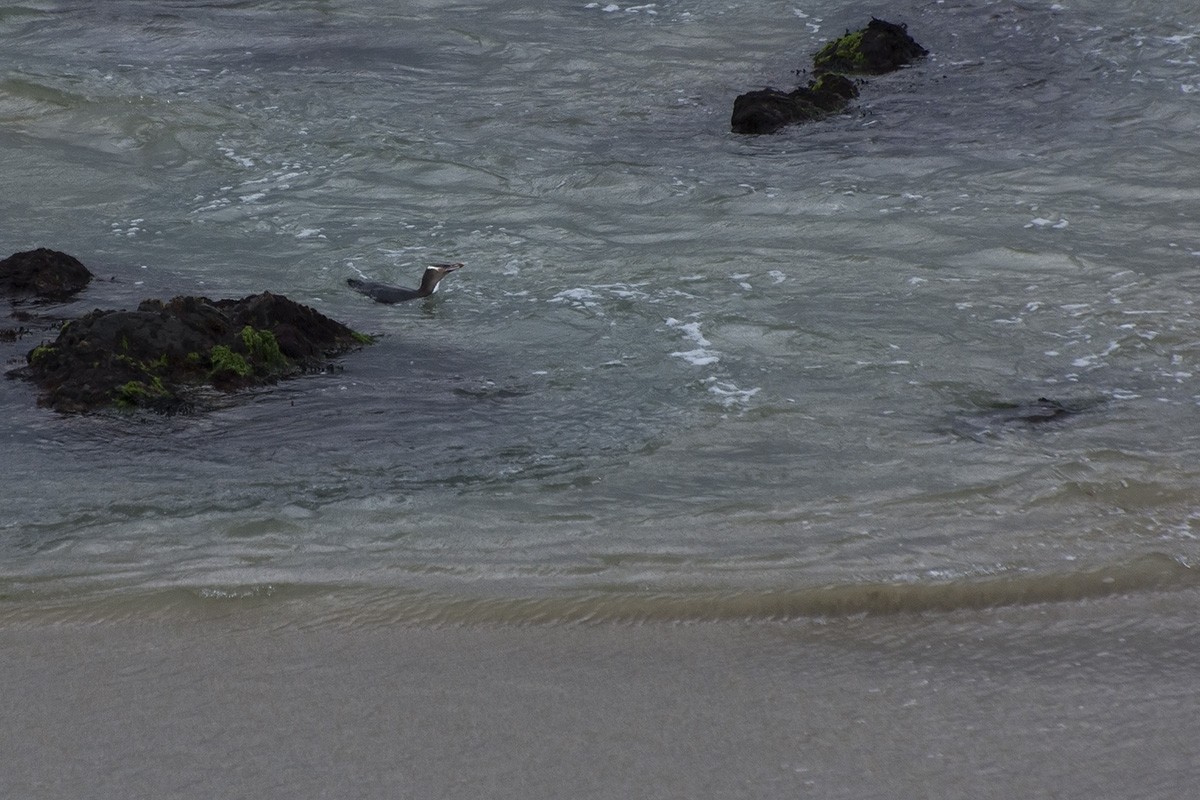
1, 550, 1195, 629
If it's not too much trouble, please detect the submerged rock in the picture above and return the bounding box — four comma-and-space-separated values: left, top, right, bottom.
951, 397, 1102, 441
812, 18, 928, 75
17, 291, 371, 413
731, 74, 859, 135
0, 248, 93, 301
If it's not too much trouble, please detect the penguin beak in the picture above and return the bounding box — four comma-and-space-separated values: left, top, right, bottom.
431, 262, 464, 273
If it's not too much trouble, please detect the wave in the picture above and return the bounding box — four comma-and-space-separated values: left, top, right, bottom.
0, 553, 1193, 629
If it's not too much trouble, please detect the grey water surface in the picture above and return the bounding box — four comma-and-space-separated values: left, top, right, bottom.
3, 0, 1200, 614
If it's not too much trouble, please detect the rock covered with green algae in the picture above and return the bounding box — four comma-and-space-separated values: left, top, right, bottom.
813, 18, 928, 75
730, 18, 927, 135
19, 291, 371, 413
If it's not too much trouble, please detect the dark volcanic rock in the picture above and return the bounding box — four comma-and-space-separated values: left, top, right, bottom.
730, 18, 926, 134
0, 248, 93, 301
813, 18, 928, 75
213, 292, 361, 362
731, 74, 859, 135
17, 292, 370, 413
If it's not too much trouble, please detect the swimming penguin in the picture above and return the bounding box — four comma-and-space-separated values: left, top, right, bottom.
347, 263, 464, 304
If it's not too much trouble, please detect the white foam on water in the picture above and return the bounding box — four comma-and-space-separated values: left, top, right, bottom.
596, 282, 651, 301
217, 146, 255, 168
110, 219, 146, 237
1026, 217, 1069, 229
665, 318, 711, 347
670, 348, 719, 366
550, 288, 601, 309
1070, 340, 1120, 368
665, 317, 719, 366
729, 273, 752, 290
706, 378, 761, 408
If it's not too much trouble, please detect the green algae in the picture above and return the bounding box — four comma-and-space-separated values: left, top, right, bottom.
813, 29, 868, 73
240, 325, 287, 371
113, 330, 293, 410
114, 376, 169, 409
28, 344, 56, 364
209, 344, 252, 378
209, 327, 288, 381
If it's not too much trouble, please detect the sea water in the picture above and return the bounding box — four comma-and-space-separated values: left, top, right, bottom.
3, 0, 1200, 795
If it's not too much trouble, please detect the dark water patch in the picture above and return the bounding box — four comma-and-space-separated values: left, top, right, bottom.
948, 392, 1107, 441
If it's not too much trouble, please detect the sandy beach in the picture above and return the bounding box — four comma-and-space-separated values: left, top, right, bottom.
5, 589, 1198, 799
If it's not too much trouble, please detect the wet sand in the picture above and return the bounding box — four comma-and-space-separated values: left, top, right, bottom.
4, 590, 1198, 799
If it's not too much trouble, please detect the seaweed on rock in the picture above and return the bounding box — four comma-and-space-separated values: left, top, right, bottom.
15, 291, 370, 413
813, 18, 928, 76
731, 18, 926, 135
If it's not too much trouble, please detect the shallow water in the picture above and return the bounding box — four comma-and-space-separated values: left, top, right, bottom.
5, 0, 1200, 612
3, 0, 1200, 792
